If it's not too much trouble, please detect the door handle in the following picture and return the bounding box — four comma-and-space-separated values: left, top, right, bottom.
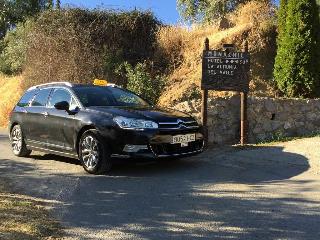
43, 112, 49, 117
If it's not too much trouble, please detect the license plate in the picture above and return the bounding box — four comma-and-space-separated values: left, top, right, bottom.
172, 134, 196, 145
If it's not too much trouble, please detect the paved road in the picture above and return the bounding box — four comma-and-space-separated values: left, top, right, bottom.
0, 128, 320, 240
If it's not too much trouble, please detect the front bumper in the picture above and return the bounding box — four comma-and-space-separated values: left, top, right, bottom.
103, 128, 204, 159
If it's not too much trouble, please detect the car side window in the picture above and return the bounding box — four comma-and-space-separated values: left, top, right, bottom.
69, 97, 78, 110
49, 89, 71, 107
31, 88, 51, 107
17, 89, 38, 107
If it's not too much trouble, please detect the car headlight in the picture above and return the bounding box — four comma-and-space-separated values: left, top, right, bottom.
113, 116, 158, 130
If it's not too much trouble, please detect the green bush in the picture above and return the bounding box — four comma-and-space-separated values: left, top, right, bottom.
116, 61, 165, 105
274, 0, 320, 98
0, 19, 33, 74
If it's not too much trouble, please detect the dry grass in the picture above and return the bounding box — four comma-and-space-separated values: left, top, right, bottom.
0, 74, 23, 127
157, 1, 278, 106
0, 178, 62, 240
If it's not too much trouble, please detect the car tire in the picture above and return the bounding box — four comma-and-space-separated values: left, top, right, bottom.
10, 124, 32, 157
78, 130, 112, 174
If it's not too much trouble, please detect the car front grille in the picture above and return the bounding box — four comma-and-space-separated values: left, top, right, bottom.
158, 120, 199, 130
150, 140, 203, 157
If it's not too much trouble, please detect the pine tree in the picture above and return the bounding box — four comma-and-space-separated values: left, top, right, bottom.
273, 0, 320, 98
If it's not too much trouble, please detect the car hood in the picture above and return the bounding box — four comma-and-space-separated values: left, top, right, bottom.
86, 106, 193, 122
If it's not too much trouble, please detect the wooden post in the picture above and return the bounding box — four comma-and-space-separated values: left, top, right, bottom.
240, 92, 248, 145
201, 38, 209, 148
240, 40, 249, 145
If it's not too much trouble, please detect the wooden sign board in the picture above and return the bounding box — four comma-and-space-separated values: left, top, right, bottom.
202, 50, 250, 92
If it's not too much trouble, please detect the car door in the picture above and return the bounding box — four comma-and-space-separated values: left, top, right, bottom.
46, 88, 79, 152
14, 88, 39, 143
27, 88, 52, 146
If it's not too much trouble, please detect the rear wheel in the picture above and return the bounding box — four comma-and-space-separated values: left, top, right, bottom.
10, 125, 32, 157
79, 130, 112, 174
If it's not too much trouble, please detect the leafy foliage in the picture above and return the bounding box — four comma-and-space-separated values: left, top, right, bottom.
0, 0, 50, 39
274, 0, 320, 98
116, 61, 165, 105
0, 19, 33, 74
177, 0, 271, 23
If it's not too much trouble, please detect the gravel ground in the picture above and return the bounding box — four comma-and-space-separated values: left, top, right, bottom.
0, 128, 319, 240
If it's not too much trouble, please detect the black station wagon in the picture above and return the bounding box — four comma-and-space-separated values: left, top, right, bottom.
9, 82, 204, 174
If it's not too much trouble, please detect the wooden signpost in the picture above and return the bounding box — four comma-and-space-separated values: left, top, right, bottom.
201, 38, 250, 146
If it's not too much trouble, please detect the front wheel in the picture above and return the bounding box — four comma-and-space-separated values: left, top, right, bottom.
10, 125, 32, 157
78, 130, 112, 174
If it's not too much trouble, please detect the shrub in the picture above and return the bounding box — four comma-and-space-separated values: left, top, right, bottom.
116, 61, 166, 105
274, 0, 320, 98
23, 9, 160, 89
0, 19, 33, 74
155, 26, 187, 71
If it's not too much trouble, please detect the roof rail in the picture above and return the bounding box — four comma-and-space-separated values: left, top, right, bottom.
107, 83, 121, 88
28, 82, 73, 90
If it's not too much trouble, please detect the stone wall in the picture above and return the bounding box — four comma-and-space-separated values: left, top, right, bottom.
174, 96, 320, 144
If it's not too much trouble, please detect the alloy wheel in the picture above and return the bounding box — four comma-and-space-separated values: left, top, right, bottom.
11, 126, 22, 154
81, 135, 100, 170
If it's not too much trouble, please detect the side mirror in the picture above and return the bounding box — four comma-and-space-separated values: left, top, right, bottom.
54, 101, 69, 111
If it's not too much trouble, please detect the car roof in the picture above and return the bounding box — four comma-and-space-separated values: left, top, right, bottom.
27, 82, 120, 91
28, 82, 73, 90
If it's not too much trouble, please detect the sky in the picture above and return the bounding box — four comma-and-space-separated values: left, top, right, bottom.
62, 0, 280, 25
62, 0, 181, 24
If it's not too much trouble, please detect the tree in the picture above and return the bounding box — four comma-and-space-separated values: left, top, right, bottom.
273, 0, 320, 98
177, 0, 271, 23
277, 0, 287, 36
46, 0, 53, 9
0, 19, 33, 74
116, 62, 165, 104
0, 0, 48, 39
56, 0, 61, 10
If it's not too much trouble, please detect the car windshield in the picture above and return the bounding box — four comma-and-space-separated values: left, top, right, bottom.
73, 86, 150, 107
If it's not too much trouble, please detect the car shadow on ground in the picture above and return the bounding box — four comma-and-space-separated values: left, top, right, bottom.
1, 139, 319, 240
31, 154, 81, 166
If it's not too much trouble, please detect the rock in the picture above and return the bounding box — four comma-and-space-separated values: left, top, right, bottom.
294, 122, 305, 128
306, 113, 318, 121
271, 121, 282, 131
265, 99, 276, 112
262, 121, 273, 132
284, 121, 292, 130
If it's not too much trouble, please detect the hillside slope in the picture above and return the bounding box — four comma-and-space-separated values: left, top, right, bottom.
158, 1, 278, 106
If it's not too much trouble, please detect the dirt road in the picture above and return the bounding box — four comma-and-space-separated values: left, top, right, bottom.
0, 128, 319, 240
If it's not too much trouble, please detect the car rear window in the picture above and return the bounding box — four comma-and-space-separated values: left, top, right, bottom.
31, 88, 52, 107
17, 89, 38, 107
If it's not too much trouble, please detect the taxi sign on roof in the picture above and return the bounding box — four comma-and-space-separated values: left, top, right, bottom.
93, 79, 108, 86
